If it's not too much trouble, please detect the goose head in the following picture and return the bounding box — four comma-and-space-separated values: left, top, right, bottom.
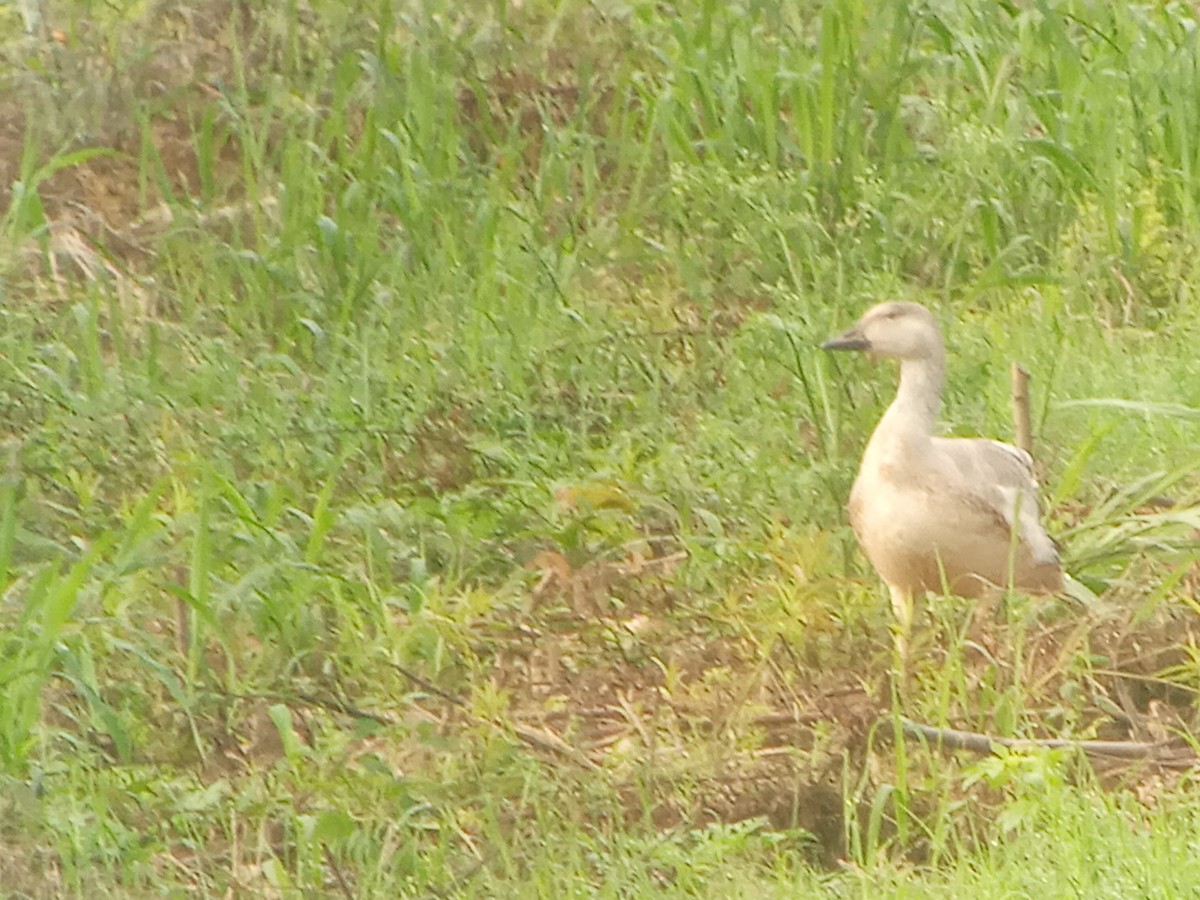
821, 301, 943, 362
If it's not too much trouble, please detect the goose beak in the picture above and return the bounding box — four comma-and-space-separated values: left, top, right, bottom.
821, 326, 870, 352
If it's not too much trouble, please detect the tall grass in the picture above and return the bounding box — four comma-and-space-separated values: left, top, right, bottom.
0, 0, 1199, 894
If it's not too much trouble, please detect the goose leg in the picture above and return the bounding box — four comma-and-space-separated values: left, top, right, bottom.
888, 583, 915, 662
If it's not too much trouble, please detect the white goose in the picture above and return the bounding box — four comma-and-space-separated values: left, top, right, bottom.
821, 302, 1063, 646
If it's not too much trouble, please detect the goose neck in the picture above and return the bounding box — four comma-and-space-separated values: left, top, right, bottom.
886, 353, 944, 436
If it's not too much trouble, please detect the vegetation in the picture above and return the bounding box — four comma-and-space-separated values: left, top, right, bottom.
1, 0, 1199, 894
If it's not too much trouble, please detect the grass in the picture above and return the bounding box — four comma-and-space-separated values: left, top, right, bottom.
2, 0, 1200, 895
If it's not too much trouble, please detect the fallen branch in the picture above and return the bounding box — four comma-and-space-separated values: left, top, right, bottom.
891, 716, 1198, 768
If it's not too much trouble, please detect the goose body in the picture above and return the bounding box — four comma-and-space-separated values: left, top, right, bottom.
822, 302, 1063, 637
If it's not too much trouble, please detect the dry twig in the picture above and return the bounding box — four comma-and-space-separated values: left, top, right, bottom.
1010, 362, 1032, 457
393, 663, 599, 770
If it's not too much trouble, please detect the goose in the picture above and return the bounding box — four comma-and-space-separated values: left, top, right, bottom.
821, 301, 1063, 649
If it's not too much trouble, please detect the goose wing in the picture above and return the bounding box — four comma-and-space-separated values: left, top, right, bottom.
934, 437, 1060, 568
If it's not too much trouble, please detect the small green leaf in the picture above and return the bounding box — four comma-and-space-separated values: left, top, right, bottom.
312, 809, 357, 844
267, 704, 302, 759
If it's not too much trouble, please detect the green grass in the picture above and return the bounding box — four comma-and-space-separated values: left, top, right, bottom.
2, 0, 1200, 895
